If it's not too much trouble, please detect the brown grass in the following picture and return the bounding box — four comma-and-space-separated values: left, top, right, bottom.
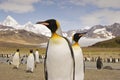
82, 47, 120, 58
0, 47, 46, 55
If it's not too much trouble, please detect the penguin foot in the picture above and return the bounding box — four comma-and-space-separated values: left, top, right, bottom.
26, 70, 33, 73
13, 67, 18, 69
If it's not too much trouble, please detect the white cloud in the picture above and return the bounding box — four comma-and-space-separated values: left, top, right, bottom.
0, 0, 41, 13
69, 0, 120, 9
80, 9, 120, 27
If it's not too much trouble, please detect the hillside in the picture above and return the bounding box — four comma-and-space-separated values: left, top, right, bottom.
0, 41, 42, 48
0, 29, 48, 47
1, 16, 120, 47
91, 37, 120, 48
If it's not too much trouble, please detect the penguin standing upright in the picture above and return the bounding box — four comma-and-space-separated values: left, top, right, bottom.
72, 33, 86, 80
35, 49, 40, 63
36, 19, 75, 80
96, 56, 103, 69
26, 49, 35, 73
12, 49, 20, 69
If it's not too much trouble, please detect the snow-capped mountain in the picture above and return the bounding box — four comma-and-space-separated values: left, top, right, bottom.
106, 23, 120, 37
2, 16, 19, 28
24, 21, 37, 34
86, 27, 115, 39
2, 15, 120, 39
93, 28, 114, 38
0, 25, 15, 31
2, 15, 51, 37
24, 21, 51, 37
84, 24, 120, 39
1, 15, 120, 47
66, 29, 89, 37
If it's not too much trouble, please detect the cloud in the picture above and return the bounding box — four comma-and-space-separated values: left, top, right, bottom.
80, 9, 120, 27
0, 0, 41, 13
69, 0, 120, 9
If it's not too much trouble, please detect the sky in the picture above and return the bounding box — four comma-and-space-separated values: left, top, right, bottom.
0, 0, 120, 31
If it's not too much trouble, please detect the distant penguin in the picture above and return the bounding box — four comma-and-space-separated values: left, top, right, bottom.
72, 33, 86, 80
96, 56, 103, 69
12, 49, 20, 69
35, 49, 40, 63
26, 49, 35, 73
36, 19, 75, 80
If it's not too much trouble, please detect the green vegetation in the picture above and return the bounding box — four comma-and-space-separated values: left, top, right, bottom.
91, 37, 120, 48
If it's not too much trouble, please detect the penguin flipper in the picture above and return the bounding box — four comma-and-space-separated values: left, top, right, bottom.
44, 41, 49, 80
63, 37, 75, 80
44, 58, 48, 80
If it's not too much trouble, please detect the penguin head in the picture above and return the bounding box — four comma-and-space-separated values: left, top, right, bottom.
16, 49, 19, 52
36, 19, 60, 33
73, 32, 87, 42
36, 19, 62, 36
30, 49, 33, 53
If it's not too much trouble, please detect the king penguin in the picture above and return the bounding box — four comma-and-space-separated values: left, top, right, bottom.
72, 33, 86, 80
12, 49, 20, 69
35, 49, 40, 63
26, 49, 35, 73
36, 19, 75, 80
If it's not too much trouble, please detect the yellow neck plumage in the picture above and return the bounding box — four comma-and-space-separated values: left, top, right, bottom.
72, 42, 79, 47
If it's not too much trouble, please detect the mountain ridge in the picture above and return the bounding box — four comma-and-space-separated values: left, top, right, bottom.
0, 28, 48, 47
0, 15, 120, 47
91, 37, 120, 48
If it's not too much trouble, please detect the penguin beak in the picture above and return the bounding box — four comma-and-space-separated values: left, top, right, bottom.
36, 21, 49, 26
79, 32, 87, 37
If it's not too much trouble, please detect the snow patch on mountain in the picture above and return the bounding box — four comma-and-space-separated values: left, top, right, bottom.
1, 15, 120, 39
1, 15, 120, 47
2, 16, 51, 37
34, 24, 51, 37
93, 28, 115, 39
2, 16, 19, 28
93, 28, 106, 33
24, 22, 51, 37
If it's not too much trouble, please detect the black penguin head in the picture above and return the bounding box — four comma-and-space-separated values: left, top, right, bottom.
16, 49, 19, 52
36, 19, 60, 33
73, 32, 87, 42
30, 49, 33, 53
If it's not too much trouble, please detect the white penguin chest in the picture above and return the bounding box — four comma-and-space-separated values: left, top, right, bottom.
46, 37, 73, 80
47, 38, 72, 63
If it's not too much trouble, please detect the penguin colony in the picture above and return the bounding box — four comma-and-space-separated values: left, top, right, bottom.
4, 19, 85, 80
36, 19, 86, 80
12, 49, 40, 73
